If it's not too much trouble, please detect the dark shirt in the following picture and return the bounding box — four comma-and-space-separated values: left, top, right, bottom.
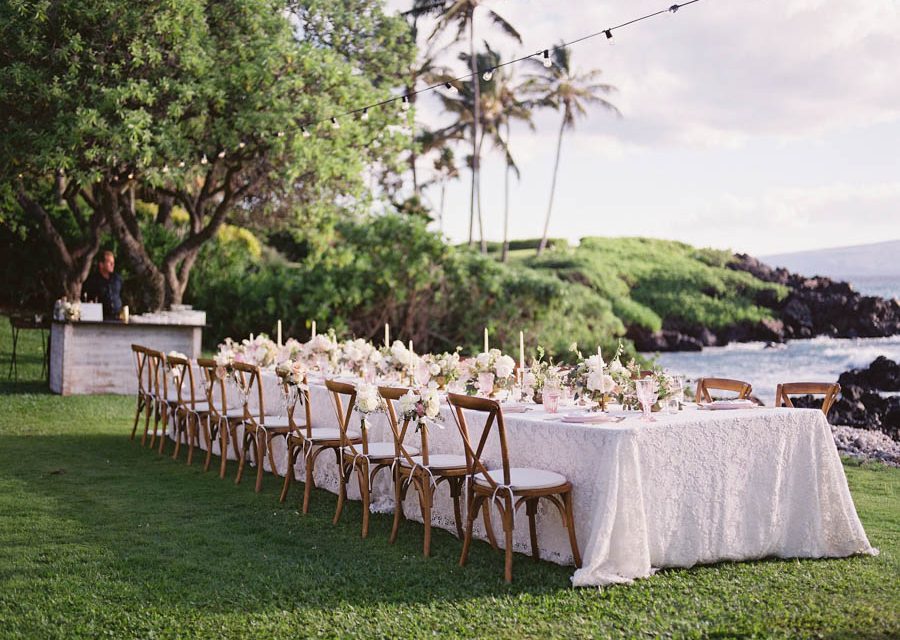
83, 271, 123, 318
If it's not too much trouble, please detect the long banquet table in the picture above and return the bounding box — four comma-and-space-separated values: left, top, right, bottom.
173, 371, 876, 587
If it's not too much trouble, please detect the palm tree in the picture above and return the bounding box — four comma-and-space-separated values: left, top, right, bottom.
410, 0, 522, 249
524, 45, 620, 255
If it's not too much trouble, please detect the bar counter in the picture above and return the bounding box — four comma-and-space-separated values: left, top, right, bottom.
49, 319, 203, 395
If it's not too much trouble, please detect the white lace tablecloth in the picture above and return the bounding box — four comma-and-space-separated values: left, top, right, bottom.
177, 371, 876, 587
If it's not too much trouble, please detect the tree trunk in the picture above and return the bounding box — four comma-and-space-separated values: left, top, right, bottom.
501, 122, 511, 263
467, 13, 479, 248
537, 115, 567, 256
156, 194, 174, 228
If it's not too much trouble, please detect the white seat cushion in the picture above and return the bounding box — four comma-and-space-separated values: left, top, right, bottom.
474, 467, 567, 491
178, 401, 210, 412
225, 408, 246, 419
304, 428, 360, 443
257, 415, 290, 429
401, 453, 467, 470
342, 442, 406, 459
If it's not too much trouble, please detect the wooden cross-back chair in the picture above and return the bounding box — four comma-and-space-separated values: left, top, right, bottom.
130, 344, 154, 444
164, 354, 209, 465
194, 358, 239, 475
229, 361, 294, 493
381, 386, 469, 556
695, 377, 753, 403
775, 382, 841, 418
281, 374, 349, 516
143, 348, 170, 450
447, 393, 581, 583
326, 379, 400, 538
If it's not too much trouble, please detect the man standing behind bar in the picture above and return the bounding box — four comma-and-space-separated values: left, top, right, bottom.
83, 250, 123, 318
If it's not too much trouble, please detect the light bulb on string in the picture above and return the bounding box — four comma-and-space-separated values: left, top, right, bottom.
331, 117, 340, 130
238, 141, 246, 149
482, 69, 494, 81
277, 131, 285, 138
162, 165, 169, 174
542, 49, 553, 68
217, 150, 226, 159
445, 82, 458, 94
127, 172, 134, 180
605, 29, 614, 44
200, 154, 208, 165
302, 126, 310, 138
669, 4, 679, 12
360, 108, 369, 121
401, 96, 410, 111
178, 161, 186, 168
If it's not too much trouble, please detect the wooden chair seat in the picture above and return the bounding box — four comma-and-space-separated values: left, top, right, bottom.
474, 467, 568, 491
343, 442, 418, 460
399, 453, 467, 470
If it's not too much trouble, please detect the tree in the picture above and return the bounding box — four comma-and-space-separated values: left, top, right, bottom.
524, 45, 619, 256
413, 0, 521, 250
1, 0, 414, 309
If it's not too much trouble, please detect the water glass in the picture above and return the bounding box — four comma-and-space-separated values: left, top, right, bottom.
634, 378, 658, 422
477, 372, 495, 397
544, 385, 561, 414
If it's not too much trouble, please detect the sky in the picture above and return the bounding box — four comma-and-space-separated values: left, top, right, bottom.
385, 0, 900, 256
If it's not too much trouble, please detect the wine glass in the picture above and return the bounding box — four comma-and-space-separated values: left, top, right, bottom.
634, 378, 659, 422
543, 384, 561, 414
477, 371, 495, 397
413, 358, 431, 388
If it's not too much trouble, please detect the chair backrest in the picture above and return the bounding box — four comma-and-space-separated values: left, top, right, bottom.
131, 344, 152, 397
325, 379, 369, 455
196, 358, 227, 419
165, 354, 198, 410
446, 392, 510, 491
231, 361, 264, 423
278, 373, 312, 437
695, 377, 753, 403
775, 382, 841, 417
380, 386, 426, 466
145, 348, 167, 403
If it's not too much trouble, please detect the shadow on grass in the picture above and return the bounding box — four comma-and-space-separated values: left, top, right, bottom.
0, 432, 575, 611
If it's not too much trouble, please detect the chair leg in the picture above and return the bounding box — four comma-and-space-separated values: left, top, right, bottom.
358, 462, 371, 538
563, 490, 582, 568
131, 396, 143, 441
141, 398, 152, 447
390, 469, 404, 544
235, 429, 252, 485
172, 412, 183, 461
459, 492, 480, 568
502, 496, 515, 583
186, 414, 196, 466
202, 418, 214, 472
267, 434, 281, 479
483, 500, 499, 550
421, 478, 433, 557
302, 448, 316, 515
158, 406, 169, 455
333, 452, 349, 526
449, 477, 464, 539
280, 443, 298, 503
254, 432, 266, 493
149, 402, 160, 449
219, 425, 230, 479
527, 498, 540, 561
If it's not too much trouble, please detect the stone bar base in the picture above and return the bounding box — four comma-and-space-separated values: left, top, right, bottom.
50, 320, 202, 395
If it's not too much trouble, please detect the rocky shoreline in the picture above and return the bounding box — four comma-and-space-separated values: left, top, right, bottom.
629, 254, 900, 352
831, 425, 900, 467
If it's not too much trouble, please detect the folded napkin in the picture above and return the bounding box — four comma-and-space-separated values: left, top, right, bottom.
501, 402, 532, 414
560, 412, 616, 424
698, 399, 756, 410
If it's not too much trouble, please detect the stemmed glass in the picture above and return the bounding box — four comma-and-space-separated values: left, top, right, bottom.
634, 378, 659, 422
413, 358, 431, 388
279, 383, 297, 418
477, 371, 495, 397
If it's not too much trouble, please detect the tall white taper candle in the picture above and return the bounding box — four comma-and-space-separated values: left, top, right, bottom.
484, 327, 489, 353
385, 323, 390, 348
519, 331, 525, 372
277, 320, 282, 347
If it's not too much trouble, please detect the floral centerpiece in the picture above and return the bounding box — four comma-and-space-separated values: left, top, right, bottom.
302, 331, 340, 372
470, 348, 516, 397
397, 385, 444, 431
523, 346, 564, 403
53, 299, 81, 322
378, 340, 416, 381
240, 334, 278, 368
275, 338, 304, 368
566, 344, 617, 410
424, 350, 463, 389
340, 338, 383, 378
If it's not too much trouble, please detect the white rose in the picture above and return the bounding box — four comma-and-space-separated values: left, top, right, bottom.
586, 354, 606, 372
475, 353, 491, 369
423, 389, 441, 418
398, 390, 419, 417
586, 371, 605, 392
609, 359, 626, 375
495, 355, 516, 380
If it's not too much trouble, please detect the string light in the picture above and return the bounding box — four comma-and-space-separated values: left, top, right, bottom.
331, 117, 340, 130
200, 154, 208, 165
361, 108, 369, 121
178, 161, 186, 168
542, 49, 552, 68
401, 96, 410, 111
238, 141, 246, 149
162, 165, 169, 174
302, 126, 311, 138
445, 82, 458, 93
217, 150, 226, 159
277, 131, 285, 137
604, 29, 613, 40
482, 68, 493, 81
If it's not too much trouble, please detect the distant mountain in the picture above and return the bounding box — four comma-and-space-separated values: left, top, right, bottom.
763, 240, 900, 279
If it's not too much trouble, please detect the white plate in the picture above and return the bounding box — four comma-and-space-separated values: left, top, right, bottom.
698, 400, 756, 410
560, 412, 617, 424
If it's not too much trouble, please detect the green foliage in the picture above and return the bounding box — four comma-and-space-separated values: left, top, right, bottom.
528, 237, 788, 332
1, 329, 898, 638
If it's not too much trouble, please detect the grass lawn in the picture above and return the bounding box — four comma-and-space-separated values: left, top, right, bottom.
0, 323, 898, 639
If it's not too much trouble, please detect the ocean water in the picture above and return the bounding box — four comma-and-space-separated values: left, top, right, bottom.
651, 335, 900, 405
845, 275, 900, 300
